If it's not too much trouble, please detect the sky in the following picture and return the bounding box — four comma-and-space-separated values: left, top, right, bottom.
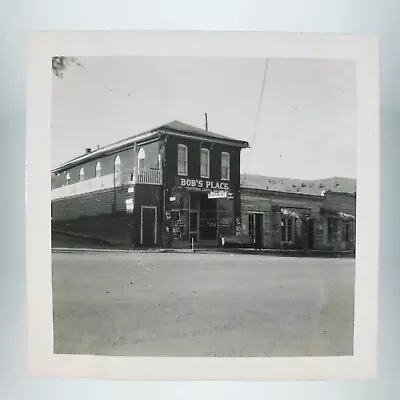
51, 56, 356, 179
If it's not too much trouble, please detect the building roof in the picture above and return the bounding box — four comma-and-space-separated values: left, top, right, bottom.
241, 174, 356, 196
52, 120, 249, 173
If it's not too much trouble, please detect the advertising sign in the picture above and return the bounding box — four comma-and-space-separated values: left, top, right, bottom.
176, 177, 230, 192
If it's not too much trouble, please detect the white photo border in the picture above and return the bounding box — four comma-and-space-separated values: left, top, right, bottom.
26, 30, 380, 381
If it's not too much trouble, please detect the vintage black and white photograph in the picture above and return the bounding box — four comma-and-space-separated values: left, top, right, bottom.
50, 54, 357, 358
26, 31, 379, 381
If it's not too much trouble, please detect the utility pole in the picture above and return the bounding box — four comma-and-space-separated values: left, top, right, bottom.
205, 113, 208, 131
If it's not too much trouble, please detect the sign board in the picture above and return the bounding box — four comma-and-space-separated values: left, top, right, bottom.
176, 177, 230, 192
208, 191, 228, 199
127, 187, 134, 193
125, 198, 134, 213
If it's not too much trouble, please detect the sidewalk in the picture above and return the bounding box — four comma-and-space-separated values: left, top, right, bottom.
52, 246, 355, 258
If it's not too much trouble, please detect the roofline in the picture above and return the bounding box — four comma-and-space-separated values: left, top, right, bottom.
52, 133, 161, 173
161, 127, 249, 148
240, 186, 324, 199
323, 189, 356, 198
52, 126, 249, 173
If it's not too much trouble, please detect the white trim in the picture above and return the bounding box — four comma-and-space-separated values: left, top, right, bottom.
177, 143, 188, 176
140, 206, 158, 245
221, 151, 230, 181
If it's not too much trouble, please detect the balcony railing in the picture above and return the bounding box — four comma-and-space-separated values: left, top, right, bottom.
51, 169, 162, 200
134, 169, 162, 185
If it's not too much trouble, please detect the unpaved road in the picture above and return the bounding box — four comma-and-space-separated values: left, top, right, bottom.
52, 252, 355, 357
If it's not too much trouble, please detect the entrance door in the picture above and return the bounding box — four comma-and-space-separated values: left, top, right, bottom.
307, 218, 315, 249
249, 213, 263, 249
141, 206, 157, 246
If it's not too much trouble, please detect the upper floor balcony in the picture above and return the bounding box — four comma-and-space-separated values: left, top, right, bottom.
51, 169, 162, 201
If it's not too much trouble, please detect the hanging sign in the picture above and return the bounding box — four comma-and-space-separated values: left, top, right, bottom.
208, 191, 228, 199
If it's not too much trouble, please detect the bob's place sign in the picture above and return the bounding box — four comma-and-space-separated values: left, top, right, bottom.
176, 177, 230, 192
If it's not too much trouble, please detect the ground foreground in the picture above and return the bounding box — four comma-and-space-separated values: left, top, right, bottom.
52, 252, 355, 357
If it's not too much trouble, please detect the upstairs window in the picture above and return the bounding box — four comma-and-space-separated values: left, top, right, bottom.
200, 148, 210, 178
66, 172, 71, 185
114, 155, 122, 186
177, 144, 188, 176
221, 152, 230, 181
79, 167, 85, 182
137, 147, 146, 173
95, 161, 102, 178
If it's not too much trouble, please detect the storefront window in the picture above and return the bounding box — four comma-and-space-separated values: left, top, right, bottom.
327, 218, 339, 241
281, 218, 293, 242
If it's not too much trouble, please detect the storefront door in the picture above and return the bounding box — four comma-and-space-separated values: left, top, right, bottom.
141, 206, 157, 246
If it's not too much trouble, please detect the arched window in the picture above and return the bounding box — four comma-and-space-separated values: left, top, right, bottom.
114, 155, 122, 186
177, 144, 188, 176
95, 161, 102, 178
137, 147, 146, 173
66, 172, 71, 185
200, 148, 210, 178
221, 152, 230, 181
79, 167, 85, 182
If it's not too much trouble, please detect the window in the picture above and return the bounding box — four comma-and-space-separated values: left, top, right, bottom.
137, 147, 145, 173
79, 167, 85, 182
281, 218, 293, 242
221, 152, 230, 181
327, 218, 339, 241
200, 148, 210, 178
95, 161, 102, 178
114, 155, 122, 186
66, 172, 70, 185
177, 144, 188, 176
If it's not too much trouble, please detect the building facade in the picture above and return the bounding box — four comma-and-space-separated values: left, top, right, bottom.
51, 121, 356, 252
239, 188, 356, 252
51, 121, 249, 248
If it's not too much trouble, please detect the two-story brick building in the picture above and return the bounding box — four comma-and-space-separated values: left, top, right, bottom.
51, 121, 249, 248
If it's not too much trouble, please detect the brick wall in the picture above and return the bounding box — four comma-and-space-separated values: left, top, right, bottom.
52, 183, 162, 247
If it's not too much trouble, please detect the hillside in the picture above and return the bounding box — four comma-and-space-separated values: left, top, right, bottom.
241, 174, 356, 196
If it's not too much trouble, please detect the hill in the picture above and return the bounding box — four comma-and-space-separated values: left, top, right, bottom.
241, 174, 356, 196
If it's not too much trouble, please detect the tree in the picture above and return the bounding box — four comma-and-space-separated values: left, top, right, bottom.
52, 56, 82, 78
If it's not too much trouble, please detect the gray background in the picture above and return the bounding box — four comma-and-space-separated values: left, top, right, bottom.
0, 0, 397, 399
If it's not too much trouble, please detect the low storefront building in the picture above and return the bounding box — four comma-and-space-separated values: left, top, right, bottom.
238, 187, 356, 252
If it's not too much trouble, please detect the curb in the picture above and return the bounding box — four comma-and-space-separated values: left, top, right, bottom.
52, 247, 355, 258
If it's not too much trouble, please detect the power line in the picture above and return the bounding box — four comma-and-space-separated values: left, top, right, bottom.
241, 58, 270, 186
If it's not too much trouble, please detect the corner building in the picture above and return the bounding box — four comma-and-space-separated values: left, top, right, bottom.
51, 121, 249, 248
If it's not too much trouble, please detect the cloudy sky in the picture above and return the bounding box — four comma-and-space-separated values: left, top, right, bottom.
51, 56, 356, 179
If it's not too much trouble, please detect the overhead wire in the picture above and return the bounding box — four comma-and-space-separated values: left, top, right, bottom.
240, 57, 270, 186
